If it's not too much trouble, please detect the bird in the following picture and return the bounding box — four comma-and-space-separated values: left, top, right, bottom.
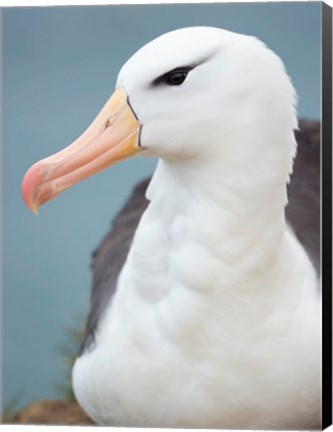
21, 27, 321, 429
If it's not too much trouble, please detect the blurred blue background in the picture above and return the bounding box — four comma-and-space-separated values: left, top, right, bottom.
2, 3, 321, 412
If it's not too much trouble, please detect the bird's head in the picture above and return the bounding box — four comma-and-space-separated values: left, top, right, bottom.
22, 26, 297, 214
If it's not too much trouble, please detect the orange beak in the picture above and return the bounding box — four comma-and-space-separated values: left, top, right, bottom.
21, 87, 142, 214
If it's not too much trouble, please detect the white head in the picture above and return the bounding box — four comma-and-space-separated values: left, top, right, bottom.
22, 27, 298, 213
118, 27, 297, 169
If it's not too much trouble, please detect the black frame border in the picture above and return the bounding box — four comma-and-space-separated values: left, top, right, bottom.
322, 1, 332, 429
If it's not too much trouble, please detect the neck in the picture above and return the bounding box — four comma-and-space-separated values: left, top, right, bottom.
147, 157, 288, 249
128, 156, 289, 302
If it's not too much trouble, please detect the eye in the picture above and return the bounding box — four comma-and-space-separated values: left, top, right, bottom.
166, 69, 189, 86
152, 66, 193, 87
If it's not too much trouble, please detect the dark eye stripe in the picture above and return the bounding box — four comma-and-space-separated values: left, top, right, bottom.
150, 51, 219, 89
152, 66, 194, 87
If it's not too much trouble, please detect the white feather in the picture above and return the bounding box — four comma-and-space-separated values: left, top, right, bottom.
72, 27, 321, 429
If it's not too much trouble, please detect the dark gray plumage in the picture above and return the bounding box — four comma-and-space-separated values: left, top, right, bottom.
80, 119, 320, 354
80, 179, 149, 353
286, 120, 320, 272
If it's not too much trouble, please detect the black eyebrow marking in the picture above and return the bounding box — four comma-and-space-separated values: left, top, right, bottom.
150, 50, 218, 87
150, 53, 215, 88
152, 65, 194, 87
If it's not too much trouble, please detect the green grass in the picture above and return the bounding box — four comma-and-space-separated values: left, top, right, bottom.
56, 318, 85, 402
1, 392, 23, 423
1, 317, 85, 423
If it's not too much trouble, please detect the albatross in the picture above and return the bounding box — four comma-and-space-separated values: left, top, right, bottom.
21, 27, 321, 429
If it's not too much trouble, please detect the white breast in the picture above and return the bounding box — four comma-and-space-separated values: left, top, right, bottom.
72, 168, 321, 429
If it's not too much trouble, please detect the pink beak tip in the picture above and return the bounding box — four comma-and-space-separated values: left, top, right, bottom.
21, 163, 44, 215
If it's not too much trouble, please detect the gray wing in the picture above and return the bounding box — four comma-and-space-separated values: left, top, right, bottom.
286, 120, 320, 273
80, 119, 320, 354
79, 179, 149, 354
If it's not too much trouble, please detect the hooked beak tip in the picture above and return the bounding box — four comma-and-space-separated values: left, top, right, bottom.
21, 162, 45, 215
21, 87, 142, 213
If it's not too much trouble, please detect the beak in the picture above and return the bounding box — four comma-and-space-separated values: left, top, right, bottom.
21, 87, 142, 214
